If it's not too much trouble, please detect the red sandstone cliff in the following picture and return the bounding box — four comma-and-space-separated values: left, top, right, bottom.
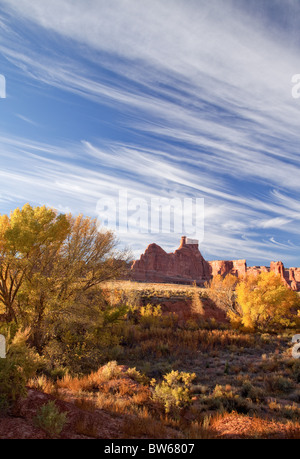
208, 259, 247, 278
130, 237, 300, 291
288, 267, 300, 291
131, 236, 211, 285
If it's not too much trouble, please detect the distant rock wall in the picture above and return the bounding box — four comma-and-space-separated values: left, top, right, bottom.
289, 267, 300, 291
208, 259, 247, 278
130, 237, 300, 291
131, 236, 211, 286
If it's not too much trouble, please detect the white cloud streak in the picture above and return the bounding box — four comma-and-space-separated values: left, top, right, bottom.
0, 1, 300, 264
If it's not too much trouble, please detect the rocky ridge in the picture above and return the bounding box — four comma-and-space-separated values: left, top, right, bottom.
130, 236, 300, 291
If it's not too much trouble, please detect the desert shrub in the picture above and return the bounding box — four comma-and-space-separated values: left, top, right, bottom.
0, 395, 9, 414
34, 401, 67, 437
0, 329, 42, 404
265, 375, 295, 394
205, 385, 254, 414
100, 360, 122, 380
136, 304, 178, 329
139, 304, 163, 329
240, 380, 265, 402
125, 366, 149, 385
280, 404, 300, 421
50, 366, 68, 381
57, 361, 149, 396
287, 359, 300, 383
260, 356, 281, 372
0, 359, 28, 402
42, 303, 127, 375
152, 370, 196, 415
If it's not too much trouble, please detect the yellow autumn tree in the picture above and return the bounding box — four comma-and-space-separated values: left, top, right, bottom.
0, 204, 70, 324
206, 274, 241, 318
0, 204, 131, 350
235, 271, 299, 331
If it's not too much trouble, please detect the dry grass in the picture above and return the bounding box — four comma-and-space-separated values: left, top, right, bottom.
74, 417, 99, 438
26, 281, 300, 439
102, 280, 205, 300
73, 397, 97, 412
122, 409, 172, 439
28, 375, 57, 395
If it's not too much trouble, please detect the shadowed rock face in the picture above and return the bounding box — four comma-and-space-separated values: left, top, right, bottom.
208, 260, 247, 278
130, 237, 300, 291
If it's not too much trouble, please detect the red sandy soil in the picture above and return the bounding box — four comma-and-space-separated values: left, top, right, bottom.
211, 412, 300, 439
1, 389, 299, 439
0, 389, 125, 439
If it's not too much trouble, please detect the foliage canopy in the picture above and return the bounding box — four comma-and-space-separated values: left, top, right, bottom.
0, 204, 131, 351
235, 271, 299, 330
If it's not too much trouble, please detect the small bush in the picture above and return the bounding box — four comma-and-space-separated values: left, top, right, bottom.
125, 367, 149, 385
0, 359, 28, 402
240, 380, 265, 402
100, 361, 122, 380
152, 370, 196, 414
265, 375, 295, 394
288, 359, 300, 383
34, 401, 67, 437
0, 395, 10, 415
0, 329, 42, 404
206, 385, 254, 414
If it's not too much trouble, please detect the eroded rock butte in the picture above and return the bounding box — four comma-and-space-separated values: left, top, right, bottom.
130, 236, 300, 291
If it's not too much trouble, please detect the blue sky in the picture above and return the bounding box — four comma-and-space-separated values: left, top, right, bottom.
1, 0, 300, 266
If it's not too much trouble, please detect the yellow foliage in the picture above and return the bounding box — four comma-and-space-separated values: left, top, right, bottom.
206, 274, 240, 317
235, 271, 299, 330
0, 204, 131, 351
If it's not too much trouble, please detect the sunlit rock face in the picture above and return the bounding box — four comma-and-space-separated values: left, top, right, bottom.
130, 237, 300, 291
130, 236, 211, 285
208, 259, 247, 278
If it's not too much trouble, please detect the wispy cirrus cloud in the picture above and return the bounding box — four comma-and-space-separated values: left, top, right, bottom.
0, 132, 298, 264
0, 1, 300, 265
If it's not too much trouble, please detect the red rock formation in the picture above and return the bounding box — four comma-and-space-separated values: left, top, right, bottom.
130, 236, 300, 291
130, 236, 211, 285
208, 260, 247, 278
288, 268, 300, 291
270, 261, 290, 288
246, 266, 269, 277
